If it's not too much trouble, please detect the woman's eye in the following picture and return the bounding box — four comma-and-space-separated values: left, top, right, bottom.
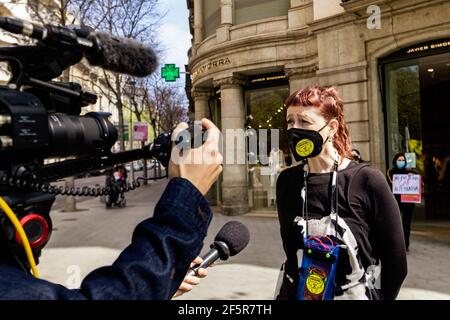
302, 120, 310, 125
287, 119, 294, 124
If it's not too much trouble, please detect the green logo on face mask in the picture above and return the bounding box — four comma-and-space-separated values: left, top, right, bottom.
296, 139, 315, 157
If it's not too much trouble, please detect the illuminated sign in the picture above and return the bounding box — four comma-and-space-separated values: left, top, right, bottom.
251, 74, 287, 83
192, 57, 231, 81
381, 38, 450, 63
247, 72, 289, 89
161, 64, 180, 82
406, 40, 450, 54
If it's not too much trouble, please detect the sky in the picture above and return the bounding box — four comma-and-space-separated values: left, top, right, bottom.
156, 0, 192, 84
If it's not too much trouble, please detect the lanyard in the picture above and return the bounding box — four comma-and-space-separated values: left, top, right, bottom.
300, 158, 339, 238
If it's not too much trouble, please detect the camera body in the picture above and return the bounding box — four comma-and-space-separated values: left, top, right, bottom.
0, 17, 210, 271
0, 88, 117, 164
0, 89, 49, 162
0, 85, 121, 194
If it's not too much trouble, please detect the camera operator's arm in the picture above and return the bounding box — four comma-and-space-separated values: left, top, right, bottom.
75, 119, 223, 299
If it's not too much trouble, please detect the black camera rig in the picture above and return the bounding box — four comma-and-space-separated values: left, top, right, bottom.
0, 17, 177, 194
0, 17, 184, 267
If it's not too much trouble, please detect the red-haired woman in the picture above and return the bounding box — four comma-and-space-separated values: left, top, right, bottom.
274, 86, 407, 300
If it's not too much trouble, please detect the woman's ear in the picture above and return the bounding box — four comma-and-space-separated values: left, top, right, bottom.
328, 119, 339, 137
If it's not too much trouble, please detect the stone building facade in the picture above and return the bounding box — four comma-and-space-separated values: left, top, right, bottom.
186, 0, 450, 219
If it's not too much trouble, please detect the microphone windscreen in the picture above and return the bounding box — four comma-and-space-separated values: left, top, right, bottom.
214, 221, 250, 256
87, 32, 158, 77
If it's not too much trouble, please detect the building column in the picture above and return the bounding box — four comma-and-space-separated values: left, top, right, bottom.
216, 0, 233, 43
192, 87, 212, 120
194, 0, 203, 46
213, 76, 248, 216
193, 87, 217, 206
288, 0, 314, 30
221, 0, 233, 25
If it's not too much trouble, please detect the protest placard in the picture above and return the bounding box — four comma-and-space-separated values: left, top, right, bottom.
133, 122, 149, 142
392, 174, 421, 195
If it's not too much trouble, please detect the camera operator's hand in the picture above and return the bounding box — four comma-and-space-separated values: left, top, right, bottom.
169, 118, 223, 196
172, 256, 208, 298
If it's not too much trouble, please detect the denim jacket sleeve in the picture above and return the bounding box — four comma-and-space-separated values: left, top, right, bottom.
0, 177, 212, 300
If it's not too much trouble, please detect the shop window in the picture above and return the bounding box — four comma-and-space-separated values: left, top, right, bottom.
384, 61, 422, 172
383, 49, 450, 219
203, 0, 220, 38
245, 85, 290, 211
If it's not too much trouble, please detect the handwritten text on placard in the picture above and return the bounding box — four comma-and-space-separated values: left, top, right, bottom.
393, 174, 421, 195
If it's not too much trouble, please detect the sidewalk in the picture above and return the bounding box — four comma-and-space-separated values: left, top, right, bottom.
179, 212, 450, 300
410, 221, 450, 243
38, 183, 450, 300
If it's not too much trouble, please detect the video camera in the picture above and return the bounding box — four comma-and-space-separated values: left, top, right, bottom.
0, 16, 196, 270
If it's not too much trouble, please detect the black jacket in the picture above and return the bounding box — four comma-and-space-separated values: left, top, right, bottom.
275, 162, 407, 300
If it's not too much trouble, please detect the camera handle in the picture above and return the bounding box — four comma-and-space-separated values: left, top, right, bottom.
0, 123, 206, 198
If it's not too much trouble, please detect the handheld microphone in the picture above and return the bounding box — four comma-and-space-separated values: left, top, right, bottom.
0, 16, 158, 77
188, 221, 250, 277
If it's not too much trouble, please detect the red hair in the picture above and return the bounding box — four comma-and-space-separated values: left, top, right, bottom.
284, 86, 352, 159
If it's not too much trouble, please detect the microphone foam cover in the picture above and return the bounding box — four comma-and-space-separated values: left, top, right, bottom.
88, 32, 158, 77
214, 221, 250, 256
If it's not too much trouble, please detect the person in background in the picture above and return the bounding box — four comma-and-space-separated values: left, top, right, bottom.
351, 149, 365, 163
387, 153, 417, 253
117, 164, 128, 182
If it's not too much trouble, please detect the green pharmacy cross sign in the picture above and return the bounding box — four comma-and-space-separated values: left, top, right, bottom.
161, 64, 180, 82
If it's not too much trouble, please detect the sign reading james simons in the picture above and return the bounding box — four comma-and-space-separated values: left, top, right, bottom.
393, 174, 421, 195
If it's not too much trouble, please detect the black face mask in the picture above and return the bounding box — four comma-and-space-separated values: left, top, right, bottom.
287, 123, 329, 162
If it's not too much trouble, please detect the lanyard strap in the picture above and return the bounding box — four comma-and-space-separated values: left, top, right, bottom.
300, 158, 340, 238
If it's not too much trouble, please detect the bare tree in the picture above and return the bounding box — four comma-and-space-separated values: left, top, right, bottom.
77, 0, 164, 152
28, 0, 164, 153
25, 0, 168, 189
27, 0, 94, 25
123, 74, 188, 138
153, 85, 188, 133
121, 74, 188, 179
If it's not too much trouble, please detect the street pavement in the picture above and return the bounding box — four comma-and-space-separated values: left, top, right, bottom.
38, 178, 450, 300
51, 170, 164, 210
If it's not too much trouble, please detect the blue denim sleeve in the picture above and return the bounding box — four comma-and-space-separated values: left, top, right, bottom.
0, 177, 212, 300
77, 177, 212, 299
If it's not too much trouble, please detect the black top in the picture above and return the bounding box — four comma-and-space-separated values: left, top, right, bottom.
275, 161, 407, 300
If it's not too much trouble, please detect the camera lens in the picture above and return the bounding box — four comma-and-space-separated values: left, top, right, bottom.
48, 112, 117, 158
